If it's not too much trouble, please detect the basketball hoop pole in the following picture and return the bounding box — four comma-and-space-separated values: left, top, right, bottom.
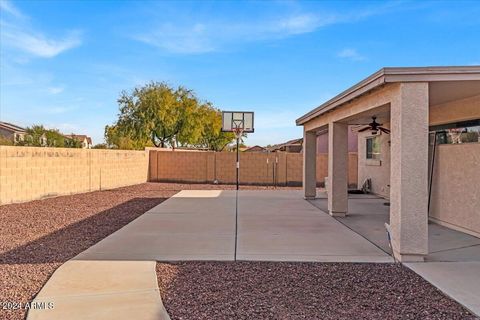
236, 136, 239, 190
234, 129, 243, 191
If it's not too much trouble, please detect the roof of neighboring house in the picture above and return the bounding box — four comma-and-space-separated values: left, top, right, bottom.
244, 145, 267, 152
296, 66, 480, 125
64, 134, 92, 145
0, 121, 27, 133
268, 138, 303, 151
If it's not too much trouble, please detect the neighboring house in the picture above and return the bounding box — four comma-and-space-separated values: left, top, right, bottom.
268, 138, 303, 153
64, 134, 93, 149
244, 145, 267, 152
297, 66, 480, 262
0, 121, 26, 143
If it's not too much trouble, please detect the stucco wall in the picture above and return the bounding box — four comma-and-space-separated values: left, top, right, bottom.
0, 146, 149, 204
357, 124, 391, 198
429, 143, 480, 236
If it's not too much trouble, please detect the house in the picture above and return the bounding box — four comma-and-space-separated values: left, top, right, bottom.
268, 138, 303, 153
64, 134, 93, 149
296, 66, 480, 262
244, 145, 267, 152
0, 121, 26, 143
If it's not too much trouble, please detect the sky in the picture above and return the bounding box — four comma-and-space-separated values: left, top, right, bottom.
0, 0, 479, 146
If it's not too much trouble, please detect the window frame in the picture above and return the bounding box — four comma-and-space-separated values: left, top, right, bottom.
366, 136, 381, 160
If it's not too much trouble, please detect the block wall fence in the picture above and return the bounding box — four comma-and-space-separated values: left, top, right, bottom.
0, 146, 358, 205
148, 149, 358, 187
0, 146, 149, 205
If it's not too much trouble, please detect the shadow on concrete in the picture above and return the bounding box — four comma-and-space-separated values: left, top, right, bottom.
0, 197, 168, 265
309, 194, 480, 262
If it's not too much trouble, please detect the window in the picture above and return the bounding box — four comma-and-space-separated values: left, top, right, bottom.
430, 119, 480, 145
366, 136, 380, 160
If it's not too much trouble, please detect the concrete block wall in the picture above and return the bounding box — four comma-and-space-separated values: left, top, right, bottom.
0, 146, 148, 205
149, 149, 358, 187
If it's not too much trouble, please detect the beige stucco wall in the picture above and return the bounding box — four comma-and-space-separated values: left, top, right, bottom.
430, 143, 480, 236
357, 125, 391, 198
0, 146, 149, 204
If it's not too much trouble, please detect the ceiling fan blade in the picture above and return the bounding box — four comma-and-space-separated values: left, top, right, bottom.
358, 126, 372, 132
379, 127, 390, 134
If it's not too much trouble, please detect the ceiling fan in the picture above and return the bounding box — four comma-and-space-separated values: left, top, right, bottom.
358, 116, 390, 134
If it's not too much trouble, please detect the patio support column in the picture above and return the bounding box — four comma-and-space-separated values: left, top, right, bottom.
389, 82, 429, 262
327, 122, 348, 217
303, 129, 317, 199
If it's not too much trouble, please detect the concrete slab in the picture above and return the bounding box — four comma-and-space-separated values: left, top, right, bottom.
27, 260, 169, 320
76, 190, 236, 261
310, 195, 480, 262
237, 190, 392, 262
406, 262, 480, 317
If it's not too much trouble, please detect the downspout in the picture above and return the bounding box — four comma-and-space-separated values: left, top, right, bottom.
427, 132, 437, 214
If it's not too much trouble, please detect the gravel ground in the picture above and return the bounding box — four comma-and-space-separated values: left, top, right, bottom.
157, 261, 477, 320
0, 182, 290, 320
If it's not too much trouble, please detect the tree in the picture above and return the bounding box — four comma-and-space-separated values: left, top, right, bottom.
195, 106, 235, 151
105, 124, 146, 150
92, 143, 108, 149
17, 125, 82, 148
107, 82, 236, 150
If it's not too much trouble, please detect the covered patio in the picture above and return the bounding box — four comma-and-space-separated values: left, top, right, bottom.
309, 192, 480, 262
297, 66, 480, 262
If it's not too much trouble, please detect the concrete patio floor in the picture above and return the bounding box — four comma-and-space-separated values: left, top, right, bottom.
76, 189, 392, 262
309, 192, 480, 262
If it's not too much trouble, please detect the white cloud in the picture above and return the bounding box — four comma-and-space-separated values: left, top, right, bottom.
0, 1, 82, 58
135, 23, 214, 54
134, 13, 336, 54
47, 86, 64, 94
133, 3, 399, 54
337, 48, 365, 61
0, 0, 24, 19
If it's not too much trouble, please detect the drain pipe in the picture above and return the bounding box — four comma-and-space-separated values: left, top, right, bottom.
428, 132, 437, 214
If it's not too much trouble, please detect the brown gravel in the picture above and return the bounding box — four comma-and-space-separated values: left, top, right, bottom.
157, 261, 477, 320
0, 182, 296, 320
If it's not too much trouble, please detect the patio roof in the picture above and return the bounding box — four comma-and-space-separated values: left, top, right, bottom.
296, 66, 480, 125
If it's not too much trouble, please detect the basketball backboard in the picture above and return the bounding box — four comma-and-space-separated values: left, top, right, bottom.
221, 111, 254, 133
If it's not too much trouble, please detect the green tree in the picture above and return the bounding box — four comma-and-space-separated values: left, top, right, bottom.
195, 106, 235, 151
105, 124, 147, 150
107, 82, 235, 150
18, 125, 82, 148
92, 143, 108, 149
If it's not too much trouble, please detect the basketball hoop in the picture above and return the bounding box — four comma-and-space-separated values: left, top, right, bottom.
232, 121, 244, 139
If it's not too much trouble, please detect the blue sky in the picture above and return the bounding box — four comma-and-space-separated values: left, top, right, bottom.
1, 0, 479, 146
